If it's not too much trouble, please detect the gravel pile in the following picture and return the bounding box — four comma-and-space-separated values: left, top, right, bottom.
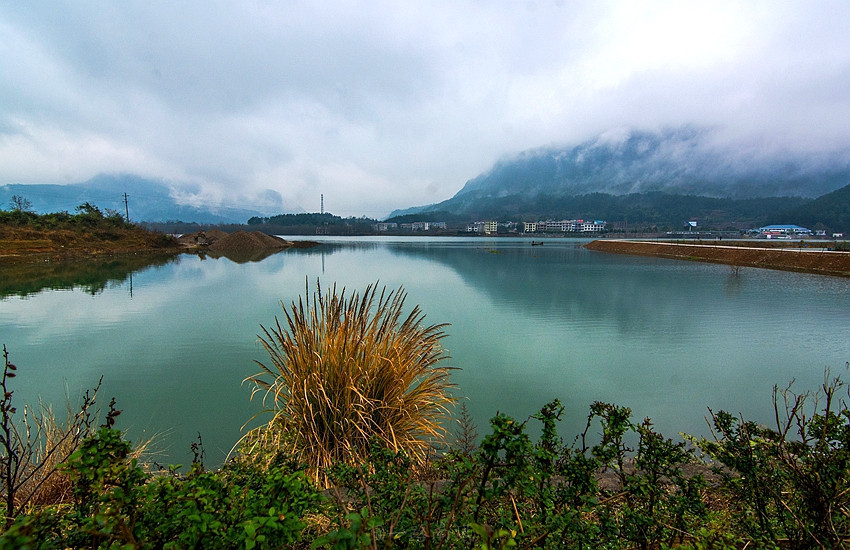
208, 230, 291, 254
176, 230, 219, 247
177, 230, 294, 263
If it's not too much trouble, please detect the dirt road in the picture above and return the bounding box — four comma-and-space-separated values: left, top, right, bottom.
585, 239, 850, 278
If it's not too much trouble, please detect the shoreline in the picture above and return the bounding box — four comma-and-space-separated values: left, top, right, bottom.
0, 227, 321, 266
0, 246, 182, 266
584, 239, 850, 278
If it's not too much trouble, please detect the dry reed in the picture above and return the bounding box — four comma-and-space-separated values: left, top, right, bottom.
13, 402, 158, 512
1, 346, 158, 525
242, 281, 455, 485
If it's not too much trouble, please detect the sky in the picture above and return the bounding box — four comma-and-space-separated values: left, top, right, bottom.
2, 1, 850, 217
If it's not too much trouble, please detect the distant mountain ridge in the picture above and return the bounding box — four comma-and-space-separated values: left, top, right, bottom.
784, 183, 850, 233
391, 127, 850, 220
0, 174, 292, 223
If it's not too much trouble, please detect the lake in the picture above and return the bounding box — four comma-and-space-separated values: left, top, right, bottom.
2, 236, 849, 466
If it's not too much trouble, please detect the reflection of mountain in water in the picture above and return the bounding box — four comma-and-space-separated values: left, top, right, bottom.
0, 253, 179, 298
383, 241, 730, 337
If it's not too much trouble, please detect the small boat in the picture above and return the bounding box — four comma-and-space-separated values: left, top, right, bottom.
531, 241, 543, 246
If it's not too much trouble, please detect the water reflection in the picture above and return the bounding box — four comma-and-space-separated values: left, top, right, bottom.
0, 253, 179, 298
203, 249, 283, 263
2, 238, 848, 467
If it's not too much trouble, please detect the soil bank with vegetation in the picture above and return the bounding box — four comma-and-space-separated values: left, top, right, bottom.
0, 203, 180, 264
586, 238, 850, 277
0, 205, 320, 265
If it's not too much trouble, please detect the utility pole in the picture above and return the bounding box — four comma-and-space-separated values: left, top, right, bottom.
321, 194, 324, 215
123, 193, 130, 222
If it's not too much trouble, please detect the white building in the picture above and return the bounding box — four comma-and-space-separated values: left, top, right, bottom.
373, 222, 398, 232
538, 220, 574, 232
759, 224, 812, 238
534, 219, 606, 232
580, 220, 606, 232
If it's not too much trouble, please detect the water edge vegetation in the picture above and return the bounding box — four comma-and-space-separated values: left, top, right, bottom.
1, 277, 849, 548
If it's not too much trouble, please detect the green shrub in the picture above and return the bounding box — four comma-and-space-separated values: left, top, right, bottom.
5, 335, 850, 548
1, 428, 323, 549
317, 399, 707, 550
0, 202, 131, 232
698, 369, 850, 548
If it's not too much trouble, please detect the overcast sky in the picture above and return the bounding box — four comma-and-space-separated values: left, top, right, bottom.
2, 1, 849, 217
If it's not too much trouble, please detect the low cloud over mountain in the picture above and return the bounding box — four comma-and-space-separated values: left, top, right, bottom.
393, 126, 850, 218
0, 174, 294, 224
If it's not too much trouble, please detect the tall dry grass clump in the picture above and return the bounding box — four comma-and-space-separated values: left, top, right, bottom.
243, 281, 455, 485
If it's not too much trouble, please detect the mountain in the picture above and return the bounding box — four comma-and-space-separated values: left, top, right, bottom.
0, 174, 290, 223
389, 192, 810, 230
783, 183, 850, 233
390, 127, 850, 224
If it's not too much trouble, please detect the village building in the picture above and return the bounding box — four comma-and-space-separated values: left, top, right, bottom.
758, 224, 812, 238
525, 219, 607, 233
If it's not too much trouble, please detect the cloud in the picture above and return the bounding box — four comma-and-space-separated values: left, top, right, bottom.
1, 1, 849, 217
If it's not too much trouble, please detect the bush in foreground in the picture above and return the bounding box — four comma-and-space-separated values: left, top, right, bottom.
1, 426, 321, 549
2, 306, 849, 550
1, 372, 848, 548
242, 281, 455, 486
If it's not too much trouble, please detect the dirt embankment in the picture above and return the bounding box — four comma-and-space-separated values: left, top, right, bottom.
0, 226, 180, 264
1, 225, 320, 265
585, 239, 850, 278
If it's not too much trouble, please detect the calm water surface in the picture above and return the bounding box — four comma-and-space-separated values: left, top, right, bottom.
2, 236, 848, 465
